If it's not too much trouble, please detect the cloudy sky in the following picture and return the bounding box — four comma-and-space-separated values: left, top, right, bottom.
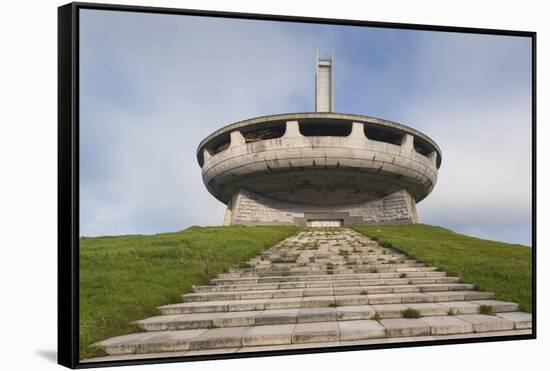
79, 9, 532, 245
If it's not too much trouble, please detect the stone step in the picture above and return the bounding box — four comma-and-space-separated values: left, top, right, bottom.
250, 256, 418, 265
193, 277, 462, 293
212, 271, 448, 285
183, 283, 476, 302
265, 253, 413, 257
229, 264, 428, 272
243, 263, 425, 271
137, 300, 519, 331
259, 256, 411, 263
86, 328, 533, 362
96, 312, 531, 355
159, 291, 495, 315
220, 267, 437, 278
236, 260, 423, 268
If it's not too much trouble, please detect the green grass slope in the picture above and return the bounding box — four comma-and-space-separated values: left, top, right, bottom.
353, 224, 532, 313
79, 225, 299, 360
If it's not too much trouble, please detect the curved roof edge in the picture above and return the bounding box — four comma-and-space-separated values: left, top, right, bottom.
196, 112, 442, 167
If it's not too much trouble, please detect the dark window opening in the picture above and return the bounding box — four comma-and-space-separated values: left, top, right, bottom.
209, 134, 230, 154
299, 122, 352, 136
413, 137, 432, 156
213, 141, 229, 153
364, 127, 403, 145
243, 125, 285, 143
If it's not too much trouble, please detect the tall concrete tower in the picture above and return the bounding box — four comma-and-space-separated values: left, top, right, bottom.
315, 51, 334, 112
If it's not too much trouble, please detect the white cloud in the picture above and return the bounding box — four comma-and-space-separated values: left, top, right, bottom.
401, 33, 532, 244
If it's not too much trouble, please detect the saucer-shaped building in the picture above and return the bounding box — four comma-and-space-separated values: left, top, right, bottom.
197, 55, 442, 227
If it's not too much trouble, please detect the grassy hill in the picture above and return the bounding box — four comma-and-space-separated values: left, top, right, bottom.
79, 225, 298, 360
353, 224, 532, 313
80, 223, 532, 359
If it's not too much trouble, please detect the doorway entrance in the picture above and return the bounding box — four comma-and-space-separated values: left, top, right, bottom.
307, 219, 343, 227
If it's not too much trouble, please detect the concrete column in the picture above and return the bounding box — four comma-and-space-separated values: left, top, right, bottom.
400, 134, 414, 154
350, 122, 368, 141
404, 190, 420, 224
283, 121, 302, 138
202, 148, 212, 162
223, 198, 233, 226
229, 130, 246, 148
427, 151, 438, 165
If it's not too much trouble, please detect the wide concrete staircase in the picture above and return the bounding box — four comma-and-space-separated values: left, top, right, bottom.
89, 228, 531, 361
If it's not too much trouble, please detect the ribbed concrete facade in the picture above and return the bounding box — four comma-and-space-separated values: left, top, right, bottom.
196, 58, 442, 226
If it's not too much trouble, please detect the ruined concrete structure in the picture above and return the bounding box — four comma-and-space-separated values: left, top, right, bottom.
197, 54, 442, 227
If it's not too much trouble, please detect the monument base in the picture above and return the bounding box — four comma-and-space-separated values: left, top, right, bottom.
225, 188, 419, 227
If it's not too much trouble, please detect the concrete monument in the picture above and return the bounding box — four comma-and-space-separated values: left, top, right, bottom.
196, 54, 442, 227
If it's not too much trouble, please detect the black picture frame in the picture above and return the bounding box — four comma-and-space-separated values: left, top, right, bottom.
58, 2, 537, 369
